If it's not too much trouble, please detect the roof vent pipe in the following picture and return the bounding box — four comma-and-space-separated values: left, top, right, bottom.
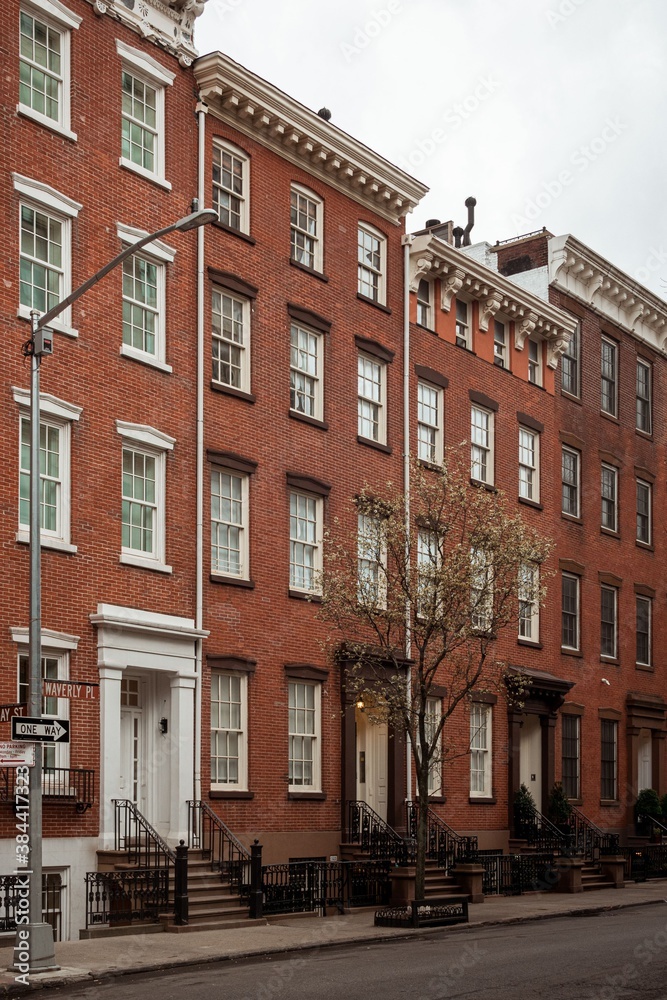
453, 226, 464, 248
425, 219, 441, 228
462, 196, 476, 246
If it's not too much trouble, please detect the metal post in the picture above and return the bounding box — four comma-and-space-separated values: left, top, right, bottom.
249, 840, 263, 919
174, 840, 189, 926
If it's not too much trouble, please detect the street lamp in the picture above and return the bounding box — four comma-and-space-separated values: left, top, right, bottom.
16, 208, 216, 973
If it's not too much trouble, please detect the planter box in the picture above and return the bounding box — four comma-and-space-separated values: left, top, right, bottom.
375, 895, 469, 928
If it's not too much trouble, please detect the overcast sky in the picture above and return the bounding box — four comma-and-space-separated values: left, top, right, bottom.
195, 0, 667, 300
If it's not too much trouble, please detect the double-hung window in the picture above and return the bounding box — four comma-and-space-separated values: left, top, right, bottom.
636, 596, 651, 667
417, 381, 442, 464
358, 354, 386, 443
561, 715, 580, 800
600, 586, 617, 659
18, 0, 80, 139
600, 337, 618, 416
18, 650, 69, 770
493, 320, 508, 368
117, 421, 174, 572
212, 288, 250, 392
518, 427, 539, 502
117, 40, 174, 187
561, 323, 580, 397
426, 697, 442, 796
288, 681, 321, 791
601, 463, 618, 532
118, 223, 174, 371
600, 719, 618, 800
470, 703, 492, 798
527, 338, 542, 385
357, 224, 386, 303
211, 469, 249, 579
417, 279, 432, 328
14, 173, 82, 335
417, 530, 439, 619
213, 141, 248, 233
518, 562, 539, 642
470, 406, 493, 485
357, 513, 385, 607
561, 573, 580, 651
470, 548, 492, 633
290, 324, 323, 420
210, 672, 247, 789
289, 491, 322, 594
562, 446, 580, 517
455, 298, 470, 349
14, 387, 80, 553
636, 479, 651, 544
636, 359, 651, 434
291, 185, 322, 271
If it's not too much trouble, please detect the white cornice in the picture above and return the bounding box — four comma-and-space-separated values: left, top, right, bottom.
410, 234, 578, 367
194, 52, 429, 226
549, 235, 667, 351
85, 0, 209, 66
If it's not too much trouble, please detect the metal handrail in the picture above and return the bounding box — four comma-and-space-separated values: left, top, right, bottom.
187, 800, 250, 898
113, 799, 176, 867
406, 801, 478, 872
515, 804, 573, 853
347, 800, 413, 863
570, 805, 620, 858
0, 766, 94, 812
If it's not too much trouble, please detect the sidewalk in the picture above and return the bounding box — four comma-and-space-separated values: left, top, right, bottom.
1, 881, 666, 994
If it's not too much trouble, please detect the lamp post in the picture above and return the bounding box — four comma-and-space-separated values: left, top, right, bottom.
15, 208, 216, 973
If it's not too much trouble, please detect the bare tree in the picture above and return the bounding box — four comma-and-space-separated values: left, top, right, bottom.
319, 455, 552, 899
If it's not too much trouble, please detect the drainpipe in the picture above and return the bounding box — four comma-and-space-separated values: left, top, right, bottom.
402, 233, 414, 804
193, 99, 208, 804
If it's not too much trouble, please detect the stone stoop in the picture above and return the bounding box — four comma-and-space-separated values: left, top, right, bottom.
580, 863, 616, 891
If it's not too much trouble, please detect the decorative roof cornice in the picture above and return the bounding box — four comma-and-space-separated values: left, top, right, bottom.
549, 234, 667, 351
85, 0, 209, 66
194, 52, 429, 226
410, 234, 577, 368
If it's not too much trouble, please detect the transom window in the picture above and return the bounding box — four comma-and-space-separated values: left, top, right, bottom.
417, 382, 442, 465
213, 142, 248, 232
518, 427, 539, 502
122, 254, 158, 356
636, 479, 651, 544
470, 406, 493, 484
289, 491, 321, 593
358, 224, 386, 303
291, 186, 322, 271
561, 573, 579, 651
211, 672, 247, 788
211, 470, 248, 579
561, 715, 580, 800
470, 703, 492, 797
358, 354, 385, 443
561, 323, 580, 397
636, 596, 651, 667
601, 463, 618, 532
527, 338, 542, 385
493, 320, 508, 368
600, 585, 617, 658
212, 290, 249, 391
288, 681, 321, 790
562, 446, 580, 518
290, 324, 323, 420
601, 337, 618, 416
636, 359, 651, 434
455, 298, 470, 349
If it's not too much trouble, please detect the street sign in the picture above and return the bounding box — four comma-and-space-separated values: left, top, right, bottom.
0, 705, 27, 724
0, 742, 35, 766
42, 680, 99, 700
11, 717, 70, 743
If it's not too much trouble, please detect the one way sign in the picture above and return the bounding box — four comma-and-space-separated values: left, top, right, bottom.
11, 717, 70, 743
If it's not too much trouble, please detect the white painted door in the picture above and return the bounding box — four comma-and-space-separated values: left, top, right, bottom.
638, 729, 653, 791
356, 710, 388, 821
120, 677, 145, 813
520, 714, 542, 811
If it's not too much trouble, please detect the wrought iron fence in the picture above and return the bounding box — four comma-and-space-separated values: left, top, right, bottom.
347, 800, 413, 863
0, 767, 94, 812
620, 845, 667, 882
85, 869, 169, 928
478, 853, 558, 895
406, 802, 478, 872
262, 860, 390, 916
113, 799, 175, 869
187, 800, 251, 899
569, 806, 619, 859
515, 804, 573, 854
0, 873, 64, 940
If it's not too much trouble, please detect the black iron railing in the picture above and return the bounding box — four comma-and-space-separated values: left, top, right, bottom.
261, 860, 390, 916
347, 800, 413, 864
515, 805, 573, 854
478, 853, 558, 895
620, 845, 667, 881
636, 814, 667, 841
569, 806, 620, 859
113, 799, 176, 868
187, 800, 250, 899
406, 801, 478, 872
0, 873, 64, 939
0, 767, 94, 813
85, 869, 169, 928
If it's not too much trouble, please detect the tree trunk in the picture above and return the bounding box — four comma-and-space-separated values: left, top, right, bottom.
415, 773, 430, 901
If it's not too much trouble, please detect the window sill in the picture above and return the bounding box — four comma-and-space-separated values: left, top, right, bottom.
211, 218, 256, 245
427, 794, 446, 804
518, 638, 543, 650
562, 512, 583, 525
635, 662, 654, 672
289, 258, 328, 282
289, 410, 328, 431
561, 390, 582, 405
469, 796, 496, 805
18, 305, 77, 338
210, 574, 255, 589
210, 381, 256, 403
416, 322, 435, 333
119, 158, 172, 191
600, 799, 620, 808
120, 344, 173, 373
470, 478, 496, 492
635, 428, 653, 441
15, 531, 77, 555
209, 789, 254, 800
418, 460, 443, 473
600, 527, 620, 540
288, 791, 326, 800
357, 292, 391, 315
560, 647, 583, 658
120, 553, 172, 574
17, 104, 77, 142
600, 410, 619, 425
636, 540, 654, 552
357, 436, 392, 454
600, 655, 619, 665
288, 589, 322, 603
518, 496, 543, 511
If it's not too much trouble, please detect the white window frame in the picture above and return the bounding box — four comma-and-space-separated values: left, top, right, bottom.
469, 703, 492, 798
455, 298, 471, 350
211, 287, 251, 393
289, 490, 322, 595
601, 463, 618, 533
358, 353, 386, 444
527, 338, 542, 386
357, 223, 386, 304
636, 478, 652, 545
600, 585, 617, 659
636, 595, 651, 667
290, 323, 324, 421
210, 671, 248, 790
357, 513, 386, 608
470, 405, 493, 485
116, 420, 174, 573
116, 40, 174, 190
417, 529, 440, 620
18, 0, 81, 140
561, 573, 580, 651
14, 173, 82, 336
561, 446, 580, 518
13, 386, 80, 553
426, 696, 442, 796
561, 322, 580, 397
636, 358, 652, 434
117, 222, 175, 372
518, 562, 539, 643
288, 680, 321, 792
493, 319, 508, 369
212, 139, 249, 234
290, 184, 323, 272
518, 427, 539, 502
416, 279, 432, 329
417, 381, 442, 465
210, 468, 249, 580
601, 336, 618, 416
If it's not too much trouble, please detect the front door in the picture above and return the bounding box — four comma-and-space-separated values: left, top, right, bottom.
120, 676, 145, 812
520, 714, 543, 811
638, 729, 653, 791
356, 708, 388, 821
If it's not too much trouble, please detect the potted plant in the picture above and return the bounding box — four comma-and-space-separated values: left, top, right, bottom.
547, 782, 573, 837
514, 783, 536, 840
635, 788, 661, 838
